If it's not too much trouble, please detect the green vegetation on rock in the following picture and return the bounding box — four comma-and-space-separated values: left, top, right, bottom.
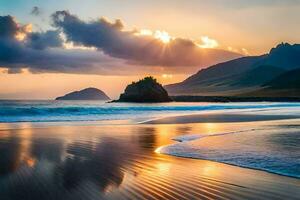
118, 76, 172, 102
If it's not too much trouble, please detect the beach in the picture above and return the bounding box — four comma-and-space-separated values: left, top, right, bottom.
1, 104, 300, 199
2, 2, 300, 199
143, 112, 300, 124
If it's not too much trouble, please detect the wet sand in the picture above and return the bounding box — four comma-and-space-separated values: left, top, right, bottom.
0, 120, 300, 200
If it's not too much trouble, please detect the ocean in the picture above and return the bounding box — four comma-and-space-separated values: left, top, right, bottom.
0, 100, 300, 191
0, 100, 300, 123
157, 122, 300, 178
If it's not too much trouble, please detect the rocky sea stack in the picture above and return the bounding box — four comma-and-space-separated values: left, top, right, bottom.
117, 77, 172, 102
56, 87, 110, 100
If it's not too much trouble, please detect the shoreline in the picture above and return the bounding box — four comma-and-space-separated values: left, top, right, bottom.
160, 151, 300, 180
171, 96, 300, 102
143, 113, 300, 124
158, 145, 300, 180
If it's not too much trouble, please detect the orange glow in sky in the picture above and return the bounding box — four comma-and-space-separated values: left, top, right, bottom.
154, 30, 172, 44
135, 29, 172, 44
1, 0, 300, 99
197, 36, 219, 49
0, 71, 188, 99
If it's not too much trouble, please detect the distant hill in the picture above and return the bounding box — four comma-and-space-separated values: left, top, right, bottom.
264, 68, 300, 89
227, 65, 286, 87
260, 43, 300, 70
165, 56, 265, 95
116, 77, 172, 102
56, 88, 110, 100
242, 68, 300, 97
166, 43, 300, 97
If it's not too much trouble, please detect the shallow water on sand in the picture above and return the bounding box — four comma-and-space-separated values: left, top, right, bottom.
0, 121, 300, 200
158, 119, 300, 178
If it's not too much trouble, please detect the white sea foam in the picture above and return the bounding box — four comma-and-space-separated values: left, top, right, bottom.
0, 100, 300, 123
172, 129, 258, 142
158, 126, 300, 178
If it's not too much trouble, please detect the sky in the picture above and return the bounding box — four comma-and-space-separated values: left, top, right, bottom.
1, 0, 300, 99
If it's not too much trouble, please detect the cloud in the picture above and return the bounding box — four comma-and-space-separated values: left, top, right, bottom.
0, 12, 241, 75
197, 36, 219, 48
0, 16, 29, 62
0, 15, 57, 62
52, 11, 241, 67
0, 15, 132, 75
0, 15, 25, 38
31, 6, 41, 16
227, 46, 251, 56
26, 30, 63, 50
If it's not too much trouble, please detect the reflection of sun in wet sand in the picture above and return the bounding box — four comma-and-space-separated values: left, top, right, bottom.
202, 162, 218, 176
154, 146, 164, 154
204, 123, 220, 134
25, 157, 36, 168
0, 122, 300, 199
156, 162, 171, 173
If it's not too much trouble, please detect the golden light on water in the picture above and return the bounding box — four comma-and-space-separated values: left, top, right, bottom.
205, 123, 220, 134
1, 122, 299, 199
155, 146, 164, 154
25, 157, 36, 168
156, 162, 171, 173
202, 163, 218, 176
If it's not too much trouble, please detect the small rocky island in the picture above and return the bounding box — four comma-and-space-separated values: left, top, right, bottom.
56, 87, 110, 100
116, 77, 172, 102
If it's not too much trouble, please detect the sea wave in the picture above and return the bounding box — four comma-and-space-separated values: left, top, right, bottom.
172, 129, 259, 142
0, 100, 300, 122
157, 127, 300, 179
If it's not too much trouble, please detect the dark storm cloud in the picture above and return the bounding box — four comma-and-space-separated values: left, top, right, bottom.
52, 10, 241, 67
0, 15, 64, 63
31, 6, 41, 16
0, 12, 241, 75
0, 15, 20, 37
0, 15, 129, 75
26, 30, 63, 50
0, 46, 128, 75
0, 16, 28, 62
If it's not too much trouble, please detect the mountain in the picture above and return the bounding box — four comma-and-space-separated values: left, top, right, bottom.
264, 68, 300, 89
243, 68, 300, 97
116, 77, 172, 102
259, 43, 300, 70
165, 56, 265, 95
166, 43, 300, 96
224, 65, 286, 87
56, 88, 110, 100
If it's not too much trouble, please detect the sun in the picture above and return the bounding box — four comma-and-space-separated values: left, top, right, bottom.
135, 29, 172, 44
154, 30, 171, 44
197, 36, 219, 48
162, 74, 173, 79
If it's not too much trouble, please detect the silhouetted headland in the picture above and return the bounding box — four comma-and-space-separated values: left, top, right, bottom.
56, 87, 110, 100
115, 76, 172, 103
171, 96, 300, 102
166, 43, 300, 97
